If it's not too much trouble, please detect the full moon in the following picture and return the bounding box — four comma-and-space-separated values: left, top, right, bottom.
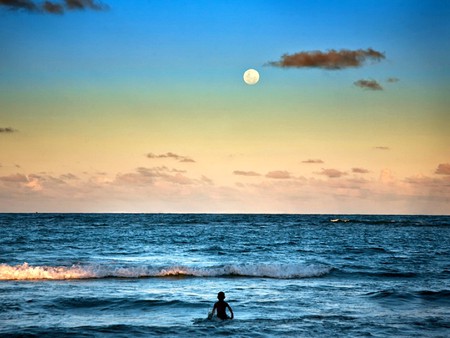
243, 69, 260, 85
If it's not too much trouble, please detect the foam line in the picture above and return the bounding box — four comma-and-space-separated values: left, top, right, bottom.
0, 262, 331, 280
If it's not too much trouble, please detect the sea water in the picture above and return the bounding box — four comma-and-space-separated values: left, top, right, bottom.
1, 214, 449, 337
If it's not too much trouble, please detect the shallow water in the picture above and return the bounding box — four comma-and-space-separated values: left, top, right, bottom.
1, 214, 449, 337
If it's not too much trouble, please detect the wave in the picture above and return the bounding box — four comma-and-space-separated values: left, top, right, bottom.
0, 262, 331, 281
366, 289, 450, 303
43, 297, 201, 311
331, 268, 418, 279
329, 216, 450, 227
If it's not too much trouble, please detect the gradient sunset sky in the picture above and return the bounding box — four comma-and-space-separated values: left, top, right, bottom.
1, 0, 449, 214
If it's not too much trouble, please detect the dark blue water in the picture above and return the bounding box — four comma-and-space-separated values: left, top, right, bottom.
1, 214, 449, 337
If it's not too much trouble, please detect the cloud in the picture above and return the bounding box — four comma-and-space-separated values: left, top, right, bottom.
42, 1, 63, 13
147, 152, 195, 163
403, 174, 450, 202
435, 163, 450, 175
233, 170, 261, 177
1, 165, 449, 214
0, 173, 29, 183
115, 166, 195, 186
179, 158, 196, 163
379, 169, 396, 184
60, 173, 79, 180
266, 171, 292, 179
387, 77, 400, 83
0, 0, 37, 11
375, 146, 390, 150
0, 127, 17, 133
405, 174, 450, 186
302, 159, 323, 164
352, 168, 370, 174
316, 168, 347, 178
268, 48, 385, 70
200, 175, 214, 185
65, 0, 105, 11
0, 0, 107, 14
354, 79, 383, 90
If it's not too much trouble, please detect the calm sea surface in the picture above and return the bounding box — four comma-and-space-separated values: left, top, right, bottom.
1, 214, 449, 337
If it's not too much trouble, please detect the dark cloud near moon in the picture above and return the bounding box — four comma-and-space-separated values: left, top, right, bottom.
354, 79, 383, 90
268, 48, 385, 70
0, 0, 107, 14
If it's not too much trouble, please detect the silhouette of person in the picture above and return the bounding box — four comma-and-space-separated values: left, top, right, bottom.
210, 291, 234, 320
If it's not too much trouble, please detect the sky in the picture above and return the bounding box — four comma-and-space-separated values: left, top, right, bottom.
0, 0, 449, 214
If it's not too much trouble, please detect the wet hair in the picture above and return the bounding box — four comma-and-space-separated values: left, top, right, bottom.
217, 291, 225, 300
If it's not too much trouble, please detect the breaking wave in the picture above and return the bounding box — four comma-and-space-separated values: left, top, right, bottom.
0, 262, 331, 281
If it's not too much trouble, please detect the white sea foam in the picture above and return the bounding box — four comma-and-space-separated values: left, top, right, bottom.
0, 262, 331, 280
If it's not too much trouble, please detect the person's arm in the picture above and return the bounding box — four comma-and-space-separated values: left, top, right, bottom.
208, 303, 217, 319
227, 304, 234, 319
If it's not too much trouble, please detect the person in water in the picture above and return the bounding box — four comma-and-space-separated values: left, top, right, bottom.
210, 291, 234, 320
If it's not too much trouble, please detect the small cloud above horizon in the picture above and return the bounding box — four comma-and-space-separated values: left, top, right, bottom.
375, 146, 390, 150
316, 168, 347, 178
302, 159, 324, 164
267, 48, 385, 70
435, 163, 450, 175
147, 152, 195, 163
233, 170, 261, 177
352, 168, 370, 174
354, 79, 383, 91
0, 173, 29, 183
0, 0, 108, 15
266, 170, 292, 179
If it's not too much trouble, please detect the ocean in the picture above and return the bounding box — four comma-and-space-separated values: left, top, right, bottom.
1, 214, 449, 337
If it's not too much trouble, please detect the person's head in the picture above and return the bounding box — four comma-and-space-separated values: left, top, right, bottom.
217, 291, 225, 300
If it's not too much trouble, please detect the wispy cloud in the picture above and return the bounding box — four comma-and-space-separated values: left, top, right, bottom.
404, 174, 450, 203
60, 173, 79, 180
387, 77, 400, 83
352, 168, 370, 174
354, 79, 383, 90
435, 163, 450, 175
302, 159, 323, 164
115, 166, 194, 186
147, 152, 195, 163
0, 127, 17, 133
233, 170, 261, 177
0, 0, 108, 14
1, 165, 449, 214
316, 168, 347, 178
0, 173, 28, 183
375, 146, 390, 150
266, 171, 292, 179
267, 48, 385, 70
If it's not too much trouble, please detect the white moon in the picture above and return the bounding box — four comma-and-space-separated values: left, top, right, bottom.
243, 69, 260, 85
